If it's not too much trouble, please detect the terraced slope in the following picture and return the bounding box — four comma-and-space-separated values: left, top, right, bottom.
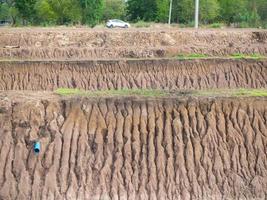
0, 93, 266, 200
0, 28, 267, 200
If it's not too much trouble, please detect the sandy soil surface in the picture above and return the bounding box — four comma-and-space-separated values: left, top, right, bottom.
0, 93, 266, 199
0, 59, 266, 90
0, 28, 266, 59
0, 28, 267, 200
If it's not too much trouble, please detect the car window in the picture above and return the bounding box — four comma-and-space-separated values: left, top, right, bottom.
108, 19, 125, 23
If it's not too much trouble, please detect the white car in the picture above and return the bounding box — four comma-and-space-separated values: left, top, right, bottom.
106, 19, 130, 28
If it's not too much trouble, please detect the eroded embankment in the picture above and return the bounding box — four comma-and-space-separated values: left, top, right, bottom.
0, 29, 266, 59
0, 59, 266, 90
0, 93, 266, 200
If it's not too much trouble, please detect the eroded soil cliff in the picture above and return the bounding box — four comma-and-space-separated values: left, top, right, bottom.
0, 93, 266, 200
0, 59, 266, 90
0, 29, 266, 59
0, 28, 267, 200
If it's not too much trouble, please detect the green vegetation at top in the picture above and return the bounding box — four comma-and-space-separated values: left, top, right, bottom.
230, 53, 265, 59
56, 88, 86, 96
0, 0, 267, 28
194, 88, 267, 97
175, 53, 266, 60
55, 88, 267, 98
55, 88, 168, 97
234, 89, 267, 97
177, 54, 209, 60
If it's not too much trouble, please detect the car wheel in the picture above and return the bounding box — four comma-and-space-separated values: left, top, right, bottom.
110, 24, 113, 28
124, 25, 128, 28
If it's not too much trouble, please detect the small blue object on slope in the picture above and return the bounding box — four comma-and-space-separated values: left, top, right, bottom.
34, 141, 40, 154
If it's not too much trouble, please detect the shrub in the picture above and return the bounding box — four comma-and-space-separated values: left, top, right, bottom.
133, 20, 152, 28
208, 23, 224, 28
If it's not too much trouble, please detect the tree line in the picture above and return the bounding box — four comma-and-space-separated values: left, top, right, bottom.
0, 0, 266, 27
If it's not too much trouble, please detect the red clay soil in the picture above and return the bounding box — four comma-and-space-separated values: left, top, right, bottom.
0, 93, 266, 200
0, 59, 266, 90
0, 28, 266, 59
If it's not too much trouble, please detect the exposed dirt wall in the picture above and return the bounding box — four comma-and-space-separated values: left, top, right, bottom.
0, 47, 167, 60
0, 59, 266, 90
0, 94, 266, 200
1, 28, 267, 200
0, 29, 266, 59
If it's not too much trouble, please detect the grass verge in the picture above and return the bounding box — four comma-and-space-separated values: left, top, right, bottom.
177, 54, 209, 60
230, 53, 265, 59
55, 88, 168, 97
55, 88, 267, 97
194, 88, 267, 97
176, 53, 266, 60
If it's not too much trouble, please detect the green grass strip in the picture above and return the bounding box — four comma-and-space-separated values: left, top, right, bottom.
177, 54, 209, 60
55, 88, 168, 97
55, 88, 267, 97
230, 53, 265, 59
175, 53, 266, 60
